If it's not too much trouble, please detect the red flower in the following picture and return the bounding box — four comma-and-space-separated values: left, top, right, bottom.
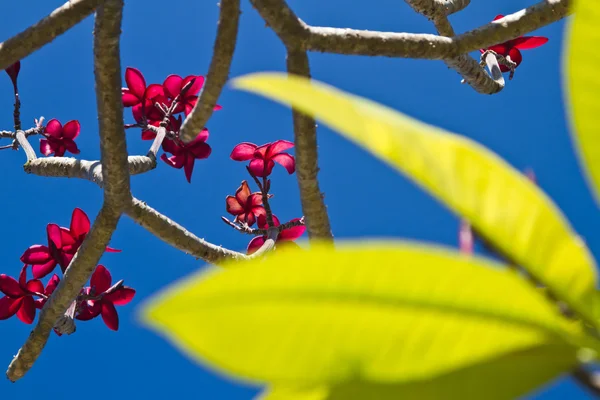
225, 181, 266, 226
163, 74, 222, 115
20, 208, 120, 279
75, 265, 135, 331
247, 215, 305, 255
0, 265, 45, 324
121, 67, 165, 125
230, 140, 295, 178
160, 129, 211, 183
34, 274, 60, 310
5, 61, 20, 92
40, 119, 81, 157
480, 15, 548, 72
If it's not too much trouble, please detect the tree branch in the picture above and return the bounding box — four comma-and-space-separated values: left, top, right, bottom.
286, 50, 333, 241
180, 0, 240, 142
0, 0, 105, 71
93, 0, 130, 208
249, 0, 310, 48
6, 206, 121, 382
572, 366, 600, 397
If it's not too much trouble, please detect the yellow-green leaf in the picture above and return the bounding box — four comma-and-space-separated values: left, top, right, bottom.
231, 72, 598, 323
142, 242, 582, 387
260, 345, 577, 400
565, 0, 600, 206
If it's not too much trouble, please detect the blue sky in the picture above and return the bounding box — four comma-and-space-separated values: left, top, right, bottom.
0, 0, 596, 398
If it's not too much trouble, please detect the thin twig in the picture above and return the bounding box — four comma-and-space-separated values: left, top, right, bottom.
180, 0, 240, 142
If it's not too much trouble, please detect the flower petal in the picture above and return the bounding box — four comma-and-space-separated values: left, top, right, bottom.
62, 120, 80, 140
0, 274, 24, 297
249, 159, 274, 177
271, 153, 296, 174
235, 181, 252, 205
26, 279, 44, 295
266, 140, 294, 158
20, 245, 52, 264
0, 296, 21, 319
40, 139, 54, 156
91, 265, 112, 294
105, 246, 121, 253
145, 83, 165, 101
64, 139, 80, 155
161, 153, 185, 169
226, 196, 244, 215
230, 143, 258, 161
70, 208, 91, 238
190, 128, 209, 145
44, 119, 63, 138
161, 138, 182, 155
247, 236, 266, 255
163, 74, 183, 99
47, 223, 62, 248
183, 156, 195, 183
45, 274, 60, 295
101, 301, 119, 331
248, 194, 264, 208
493, 14, 505, 21
32, 260, 58, 279
122, 89, 140, 107
257, 214, 281, 229
76, 300, 101, 320
508, 47, 523, 67
183, 75, 204, 96
213, 104, 223, 111
512, 36, 549, 50
141, 130, 157, 141
105, 287, 136, 306
278, 219, 306, 241
190, 142, 211, 159
125, 67, 146, 99
16, 296, 36, 324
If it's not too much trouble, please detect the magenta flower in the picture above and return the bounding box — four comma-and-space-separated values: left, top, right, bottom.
480, 15, 548, 73
163, 74, 222, 115
226, 181, 266, 226
40, 119, 81, 157
230, 140, 295, 178
75, 265, 135, 331
247, 215, 305, 255
0, 265, 45, 324
20, 208, 120, 279
160, 129, 212, 183
5, 61, 20, 92
121, 67, 165, 125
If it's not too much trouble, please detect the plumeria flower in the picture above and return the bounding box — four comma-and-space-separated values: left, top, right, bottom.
247, 215, 306, 255
141, 115, 181, 141
230, 140, 295, 178
20, 208, 120, 279
480, 15, 548, 73
161, 129, 212, 183
121, 67, 165, 125
0, 265, 45, 324
163, 74, 222, 115
5, 60, 20, 92
75, 265, 135, 331
40, 119, 81, 157
226, 181, 266, 226
34, 274, 60, 310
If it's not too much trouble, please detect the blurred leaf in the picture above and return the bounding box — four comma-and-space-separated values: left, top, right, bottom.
142, 243, 582, 388
231, 73, 598, 323
565, 0, 600, 206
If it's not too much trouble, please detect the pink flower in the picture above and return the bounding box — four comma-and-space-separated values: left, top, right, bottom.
480, 15, 548, 73
0, 265, 45, 324
20, 208, 120, 279
225, 181, 266, 226
40, 119, 81, 157
5, 61, 20, 92
75, 265, 135, 331
247, 215, 305, 254
160, 129, 212, 183
163, 74, 222, 115
230, 140, 295, 178
121, 67, 165, 126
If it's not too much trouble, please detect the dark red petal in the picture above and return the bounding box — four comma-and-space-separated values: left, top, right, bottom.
213, 104, 223, 111
5, 61, 20, 86
54, 145, 66, 157
163, 74, 183, 99
144, 84, 165, 100
161, 154, 185, 169
257, 214, 281, 229
0, 296, 20, 319
122, 90, 140, 107
249, 159, 274, 178
266, 140, 294, 158
248, 194, 264, 207
76, 301, 101, 320
493, 15, 505, 21
508, 47, 523, 67
32, 260, 58, 279
62, 120, 80, 140
104, 287, 135, 306
190, 128, 209, 145
512, 36, 549, 50
278, 222, 306, 241
44, 119, 63, 138
105, 246, 121, 253
70, 208, 91, 238
47, 224, 63, 248
190, 142, 211, 159
254, 143, 269, 159
26, 279, 44, 295
161, 138, 182, 155
20, 245, 52, 264
125, 67, 146, 99
235, 181, 252, 205
91, 265, 112, 294
0, 274, 24, 297
101, 301, 119, 331
226, 196, 244, 215
64, 140, 80, 155
251, 206, 266, 219
40, 139, 54, 156
271, 153, 295, 174
183, 156, 196, 183
45, 274, 60, 295
245, 213, 257, 227
487, 43, 509, 56
16, 296, 36, 324
59, 253, 75, 271
230, 143, 258, 161
132, 104, 144, 123
183, 75, 204, 96
141, 130, 157, 141
247, 236, 266, 255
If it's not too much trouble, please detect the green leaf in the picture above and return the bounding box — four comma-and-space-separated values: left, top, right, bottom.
260, 345, 577, 400
565, 0, 600, 206
231, 73, 598, 323
142, 243, 582, 388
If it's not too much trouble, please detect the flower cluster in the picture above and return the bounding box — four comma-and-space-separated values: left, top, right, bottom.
122, 67, 219, 182
480, 15, 548, 77
0, 208, 133, 332
225, 140, 305, 254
